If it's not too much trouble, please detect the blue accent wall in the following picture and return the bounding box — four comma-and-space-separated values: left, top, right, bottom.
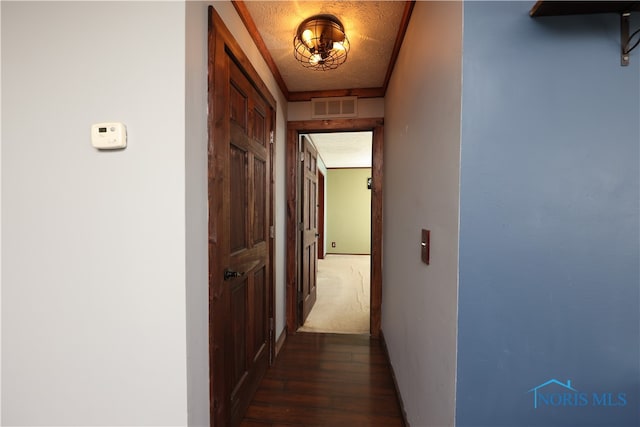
457, 2, 639, 426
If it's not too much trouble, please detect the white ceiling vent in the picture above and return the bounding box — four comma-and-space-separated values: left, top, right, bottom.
311, 96, 357, 119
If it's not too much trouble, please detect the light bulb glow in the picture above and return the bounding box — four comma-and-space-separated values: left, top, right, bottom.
302, 29, 314, 49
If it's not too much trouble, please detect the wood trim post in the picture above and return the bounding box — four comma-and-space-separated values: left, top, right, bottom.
370, 125, 384, 338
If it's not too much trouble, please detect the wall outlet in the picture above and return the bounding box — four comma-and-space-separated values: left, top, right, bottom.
331, 242, 336, 248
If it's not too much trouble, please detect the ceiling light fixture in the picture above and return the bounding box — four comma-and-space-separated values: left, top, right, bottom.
293, 14, 350, 71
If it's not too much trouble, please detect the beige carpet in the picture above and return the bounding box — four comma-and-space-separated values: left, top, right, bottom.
298, 254, 370, 334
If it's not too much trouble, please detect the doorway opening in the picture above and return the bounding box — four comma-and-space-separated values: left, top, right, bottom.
297, 131, 373, 335
286, 118, 384, 339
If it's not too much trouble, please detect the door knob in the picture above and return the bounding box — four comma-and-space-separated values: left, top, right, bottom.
224, 269, 241, 281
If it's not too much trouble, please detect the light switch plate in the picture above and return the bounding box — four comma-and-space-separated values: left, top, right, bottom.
421, 229, 430, 265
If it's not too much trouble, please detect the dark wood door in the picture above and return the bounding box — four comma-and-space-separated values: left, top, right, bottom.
300, 136, 318, 323
209, 14, 274, 423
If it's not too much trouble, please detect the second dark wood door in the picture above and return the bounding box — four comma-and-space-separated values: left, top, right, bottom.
300, 136, 318, 324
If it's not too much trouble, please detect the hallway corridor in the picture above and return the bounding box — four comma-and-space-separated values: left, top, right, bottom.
241, 333, 405, 426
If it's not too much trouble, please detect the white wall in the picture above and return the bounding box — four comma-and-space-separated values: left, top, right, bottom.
0, 3, 3, 422
185, 1, 211, 426
288, 97, 384, 121
2, 2, 188, 425
382, 2, 462, 426
2, 1, 288, 425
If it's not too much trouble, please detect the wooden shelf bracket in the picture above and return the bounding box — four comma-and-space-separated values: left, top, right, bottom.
622, 12, 640, 66
530, 1, 640, 66
622, 13, 631, 66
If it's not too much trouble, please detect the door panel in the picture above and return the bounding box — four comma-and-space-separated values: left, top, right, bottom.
253, 108, 266, 147
230, 83, 247, 128
300, 136, 318, 323
252, 267, 266, 351
253, 158, 266, 244
230, 279, 248, 389
230, 145, 248, 253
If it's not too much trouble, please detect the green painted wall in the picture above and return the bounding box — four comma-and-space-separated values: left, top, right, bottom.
326, 168, 371, 254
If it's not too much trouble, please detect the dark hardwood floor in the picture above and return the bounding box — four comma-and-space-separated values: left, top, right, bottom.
241, 332, 405, 426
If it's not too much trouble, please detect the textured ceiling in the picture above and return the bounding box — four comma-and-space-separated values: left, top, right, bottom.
243, 1, 406, 93
308, 132, 372, 168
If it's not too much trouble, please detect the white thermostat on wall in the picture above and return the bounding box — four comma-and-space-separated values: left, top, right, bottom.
91, 122, 127, 150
